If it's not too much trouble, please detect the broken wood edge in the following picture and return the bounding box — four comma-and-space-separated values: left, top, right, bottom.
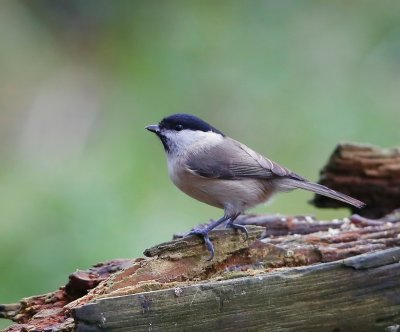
72, 246, 400, 332
0, 304, 20, 320
343, 247, 400, 270
143, 225, 264, 259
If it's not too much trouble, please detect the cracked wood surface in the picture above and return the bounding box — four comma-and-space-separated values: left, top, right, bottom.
73, 247, 400, 332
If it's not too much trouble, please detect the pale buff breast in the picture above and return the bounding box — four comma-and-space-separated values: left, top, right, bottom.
168, 163, 274, 214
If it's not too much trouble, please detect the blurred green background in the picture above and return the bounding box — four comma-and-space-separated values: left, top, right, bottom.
1, 0, 400, 328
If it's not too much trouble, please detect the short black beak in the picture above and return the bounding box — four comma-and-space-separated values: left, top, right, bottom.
145, 124, 159, 134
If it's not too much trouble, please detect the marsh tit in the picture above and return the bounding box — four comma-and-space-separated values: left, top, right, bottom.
146, 114, 365, 259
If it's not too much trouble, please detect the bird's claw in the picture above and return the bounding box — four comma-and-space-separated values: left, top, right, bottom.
188, 228, 215, 261
227, 223, 249, 242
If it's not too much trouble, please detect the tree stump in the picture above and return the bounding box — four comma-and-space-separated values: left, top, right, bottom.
312, 143, 400, 218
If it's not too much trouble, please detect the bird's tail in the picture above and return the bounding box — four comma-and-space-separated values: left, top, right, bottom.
282, 180, 365, 208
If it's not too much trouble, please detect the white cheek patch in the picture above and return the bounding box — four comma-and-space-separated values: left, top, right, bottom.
165, 130, 223, 156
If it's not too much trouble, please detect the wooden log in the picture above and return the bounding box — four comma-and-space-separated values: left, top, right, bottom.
72, 247, 400, 332
2, 210, 400, 332
312, 143, 400, 218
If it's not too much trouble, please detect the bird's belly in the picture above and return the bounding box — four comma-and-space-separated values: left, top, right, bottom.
170, 169, 273, 213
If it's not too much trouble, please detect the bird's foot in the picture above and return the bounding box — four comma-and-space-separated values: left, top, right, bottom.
226, 222, 249, 241
185, 216, 231, 260
188, 227, 215, 261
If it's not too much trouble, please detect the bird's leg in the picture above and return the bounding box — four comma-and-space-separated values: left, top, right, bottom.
187, 215, 230, 260
226, 213, 248, 241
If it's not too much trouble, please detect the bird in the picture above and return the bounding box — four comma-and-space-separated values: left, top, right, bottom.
146, 113, 365, 260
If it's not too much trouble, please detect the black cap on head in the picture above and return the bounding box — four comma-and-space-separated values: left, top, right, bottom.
159, 114, 225, 136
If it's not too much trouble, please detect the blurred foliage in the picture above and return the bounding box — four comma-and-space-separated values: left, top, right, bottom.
1, 1, 400, 328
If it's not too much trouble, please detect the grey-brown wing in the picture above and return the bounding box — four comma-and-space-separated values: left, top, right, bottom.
186, 138, 306, 181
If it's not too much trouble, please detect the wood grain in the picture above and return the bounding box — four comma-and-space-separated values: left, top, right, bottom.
73, 248, 400, 332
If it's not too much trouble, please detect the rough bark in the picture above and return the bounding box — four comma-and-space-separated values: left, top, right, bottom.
312, 143, 400, 218
2, 211, 400, 332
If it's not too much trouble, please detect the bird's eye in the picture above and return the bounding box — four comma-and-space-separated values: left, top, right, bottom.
175, 124, 183, 131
